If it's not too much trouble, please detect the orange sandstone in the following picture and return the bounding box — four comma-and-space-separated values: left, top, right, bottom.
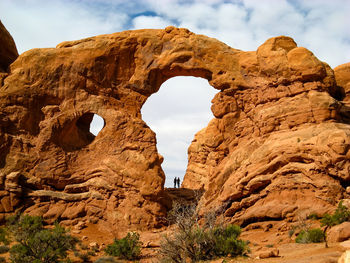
0, 25, 349, 231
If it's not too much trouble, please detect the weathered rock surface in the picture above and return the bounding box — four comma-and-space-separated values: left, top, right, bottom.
335, 63, 350, 102
338, 250, 350, 263
182, 38, 350, 225
328, 222, 350, 243
257, 248, 279, 259
0, 24, 349, 230
0, 20, 18, 73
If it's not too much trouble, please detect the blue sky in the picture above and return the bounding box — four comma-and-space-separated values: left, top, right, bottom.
1, 0, 349, 187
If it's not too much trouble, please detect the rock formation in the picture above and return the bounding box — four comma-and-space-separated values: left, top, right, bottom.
184, 43, 350, 225
184, 42, 350, 225
335, 63, 350, 101
0, 20, 18, 74
0, 23, 349, 231
0, 20, 18, 92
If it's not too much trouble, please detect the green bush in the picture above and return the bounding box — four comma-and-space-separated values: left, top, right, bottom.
160, 223, 248, 262
105, 232, 141, 260
321, 201, 350, 227
288, 229, 295, 238
307, 213, 321, 220
159, 201, 249, 262
214, 234, 247, 257
0, 226, 11, 263
295, 228, 325, 244
214, 224, 241, 239
212, 224, 246, 257
0, 246, 9, 254
6, 214, 79, 263
320, 201, 350, 247
0, 228, 9, 246
75, 251, 92, 262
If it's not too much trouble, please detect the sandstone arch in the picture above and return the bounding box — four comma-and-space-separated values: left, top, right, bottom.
1, 25, 350, 231
141, 75, 216, 187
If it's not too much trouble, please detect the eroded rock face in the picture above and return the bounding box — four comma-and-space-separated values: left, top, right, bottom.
183, 37, 350, 225
335, 63, 350, 102
0, 20, 18, 73
0, 25, 349, 230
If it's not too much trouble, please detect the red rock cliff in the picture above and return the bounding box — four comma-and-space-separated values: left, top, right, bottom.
0, 25, 349, 230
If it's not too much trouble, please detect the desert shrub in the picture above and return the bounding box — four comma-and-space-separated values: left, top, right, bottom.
288, 229, 295, 238
74, 243, 96, 263
105, 232, 141, 260
0, 228, 9, 246
94, 257, 118, 263
212, 224, 247, 257
321, 200, 350, 247
6, 214, 79, 263
74, 251, 92, 262
0, 228, 9, 263
295, 228, 325, 244
159, 201, 249, 262
321, 201, 350, 227
307, 213, 321, 220
0, 246, 9, 254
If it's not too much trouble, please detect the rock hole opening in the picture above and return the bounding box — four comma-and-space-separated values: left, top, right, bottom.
55, 112, 105, 152
141, 76, 217, 188
90, 114, 105, 136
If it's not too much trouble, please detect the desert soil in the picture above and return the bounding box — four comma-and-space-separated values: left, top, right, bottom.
72, 221, 346, 263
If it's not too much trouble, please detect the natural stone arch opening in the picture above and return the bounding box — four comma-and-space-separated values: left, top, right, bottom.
141, 76, 217, 188
90, 114, 105, 136
55, 112, 105, 152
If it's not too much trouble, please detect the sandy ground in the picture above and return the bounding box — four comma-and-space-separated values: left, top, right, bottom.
72, 220, 347, 263
234, 243, 343, 263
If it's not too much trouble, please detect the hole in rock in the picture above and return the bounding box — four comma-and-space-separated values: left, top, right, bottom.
141, 76, 217, 188
90, 114, 105, 136
55, 112, 105, 152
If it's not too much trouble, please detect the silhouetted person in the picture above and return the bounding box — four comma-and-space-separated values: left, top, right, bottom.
176, 177, 180, 188
174, 177, 177, 188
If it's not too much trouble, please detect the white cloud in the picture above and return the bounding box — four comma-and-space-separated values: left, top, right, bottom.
0, 0, 127, 53
142, 0, 350, 67
2, 0, 349, 65
132, 15, 172, 29
294, 0, 350, 66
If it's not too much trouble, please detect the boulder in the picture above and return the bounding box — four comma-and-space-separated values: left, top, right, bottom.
340, 240, 350, 250
338, 250, 350, 263
328, 222, 350, 242
43, 202, 67, 223
61, 203, 86, 220
258, 248, 279, 259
